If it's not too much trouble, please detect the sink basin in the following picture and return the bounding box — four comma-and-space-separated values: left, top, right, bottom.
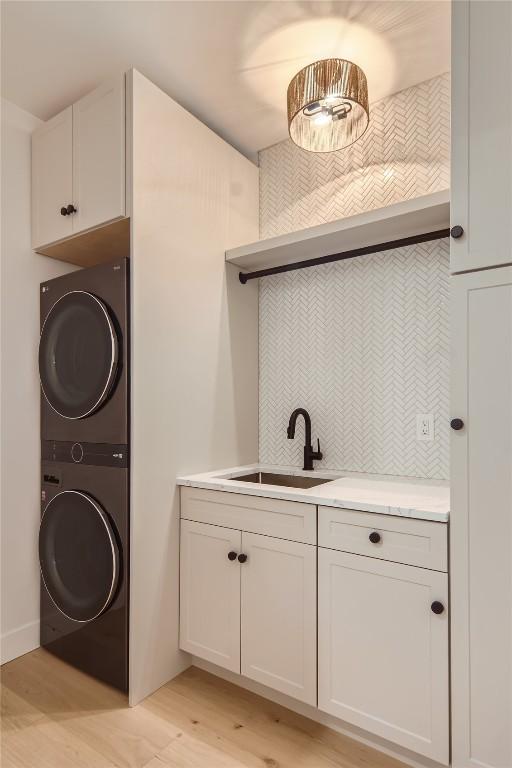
235, 472, 332, 489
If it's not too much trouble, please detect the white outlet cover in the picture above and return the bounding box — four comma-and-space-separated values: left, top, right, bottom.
416, 413, 435, 442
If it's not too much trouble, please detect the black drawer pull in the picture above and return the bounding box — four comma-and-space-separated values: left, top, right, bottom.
369, 531, 381, 544
431, 601, 445, 615
227, 551, 237, 561
238, 553, 247, 564
450, 225, 464, 239
450, 418, 464, 431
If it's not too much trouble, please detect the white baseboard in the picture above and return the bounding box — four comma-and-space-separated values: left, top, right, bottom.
1, 620, 40, 665
191, 656, 447, 768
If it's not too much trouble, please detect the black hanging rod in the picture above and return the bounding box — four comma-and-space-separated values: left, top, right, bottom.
238, 228, 450, 284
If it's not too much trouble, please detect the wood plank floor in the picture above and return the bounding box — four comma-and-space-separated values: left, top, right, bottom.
1, 649, 407, 768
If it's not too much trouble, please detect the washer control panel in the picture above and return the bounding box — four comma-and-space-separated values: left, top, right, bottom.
42, 441, 129, 468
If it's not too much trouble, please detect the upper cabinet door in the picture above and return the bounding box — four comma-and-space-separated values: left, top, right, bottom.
32, 106, 73, 249
73, 74, 126, 234
451, 1, 512, 273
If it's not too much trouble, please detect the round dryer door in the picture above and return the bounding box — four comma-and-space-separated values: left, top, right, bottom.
39, 491, 120, 623
39, 291, 119, 419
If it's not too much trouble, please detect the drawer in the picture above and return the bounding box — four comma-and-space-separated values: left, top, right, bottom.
181, 487, 316, 544
318, 506, 447, 572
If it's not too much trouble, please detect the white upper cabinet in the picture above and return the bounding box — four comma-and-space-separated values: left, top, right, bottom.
32, 74, 127, 250
451, 0, 512, 273
72, 75, 126, 235
240, 533, 317, 706
31, 106, 73, 248
318, 549, 449, 764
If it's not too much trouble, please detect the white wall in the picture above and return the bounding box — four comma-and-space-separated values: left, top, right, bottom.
129, 71, 259, 704
0, 99, 73, 664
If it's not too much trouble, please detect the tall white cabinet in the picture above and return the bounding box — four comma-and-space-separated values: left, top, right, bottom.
450, 269, 512, 768
129, 71, 259, 705
451, 2, 512, 766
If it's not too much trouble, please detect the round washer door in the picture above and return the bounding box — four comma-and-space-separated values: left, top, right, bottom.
39, 291, 119, 419
39, 491, 120, 623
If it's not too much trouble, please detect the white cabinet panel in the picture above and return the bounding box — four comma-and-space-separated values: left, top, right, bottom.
451, 1, 512, 273
179, 520, 241, 673
241, 533, 316, 705
318, 506, 447, 571
318, 549, 449, 764
73, 74, 126, 234
31, 106, 73, 248
451, 268, 512, 768
181, 486, 316, 544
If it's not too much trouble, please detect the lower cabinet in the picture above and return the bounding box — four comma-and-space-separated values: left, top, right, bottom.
318, 548, 449, 764
180, 518, 317, 705
179, 488, 449, 762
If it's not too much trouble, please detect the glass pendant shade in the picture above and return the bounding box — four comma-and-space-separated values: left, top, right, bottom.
287, 58, 369, 153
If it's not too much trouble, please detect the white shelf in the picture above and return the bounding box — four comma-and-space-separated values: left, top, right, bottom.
225, 190, 450, 273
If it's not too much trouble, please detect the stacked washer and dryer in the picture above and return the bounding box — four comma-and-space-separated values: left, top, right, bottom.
38, 259, 129, 692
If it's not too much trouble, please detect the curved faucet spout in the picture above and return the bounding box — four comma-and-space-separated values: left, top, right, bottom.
286, 408, 322, 471
287, 408, 311, 442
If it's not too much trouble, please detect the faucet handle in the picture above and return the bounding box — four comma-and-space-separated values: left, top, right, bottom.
316, 438, 323, 460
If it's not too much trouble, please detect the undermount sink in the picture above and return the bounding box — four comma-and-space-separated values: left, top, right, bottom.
235, 471, 332, 489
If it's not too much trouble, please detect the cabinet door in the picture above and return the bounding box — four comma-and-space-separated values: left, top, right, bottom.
318, 549, 449, 764
451, 268, 512, 768
32, 106, 73, 248
241, 533, 316, 705
179, 520, 241, 673
451, 1, 512, 273
73, 74, 126, 234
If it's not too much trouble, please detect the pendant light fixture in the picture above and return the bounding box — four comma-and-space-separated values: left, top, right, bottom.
287, 58, 369, 153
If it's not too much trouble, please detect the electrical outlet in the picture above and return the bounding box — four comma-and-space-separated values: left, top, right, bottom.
416, 413, 434, 442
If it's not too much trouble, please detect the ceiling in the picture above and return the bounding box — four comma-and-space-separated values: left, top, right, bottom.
1, 1, 450, 161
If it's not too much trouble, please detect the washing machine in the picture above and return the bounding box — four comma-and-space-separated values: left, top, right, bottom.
39, 258, 129, 444
39, 445, 129, 692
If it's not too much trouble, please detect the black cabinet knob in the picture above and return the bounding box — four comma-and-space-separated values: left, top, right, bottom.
450, 418, 464, 431
369, 531, 381, 544
60, 206, 68, 216
66, 204, 77, 215
238, 553, 247, 563
227, 551, 237, 561
431, 601, 445, 615
450, 225, 464, 239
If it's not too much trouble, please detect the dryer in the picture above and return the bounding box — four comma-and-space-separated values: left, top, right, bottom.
40, 445, 129, 692
39, 258, 129, 444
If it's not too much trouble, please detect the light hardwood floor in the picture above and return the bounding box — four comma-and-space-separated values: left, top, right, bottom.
1, 649, 407, 768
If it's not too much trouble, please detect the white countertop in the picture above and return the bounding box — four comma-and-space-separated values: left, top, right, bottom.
176, 464, 450, 522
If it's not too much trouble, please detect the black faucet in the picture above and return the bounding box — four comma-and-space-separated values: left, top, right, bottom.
287, 408, 323, 471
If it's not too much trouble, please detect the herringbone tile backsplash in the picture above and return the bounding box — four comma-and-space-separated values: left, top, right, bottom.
258, 75, 450, 480
259, 74, 450, 238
